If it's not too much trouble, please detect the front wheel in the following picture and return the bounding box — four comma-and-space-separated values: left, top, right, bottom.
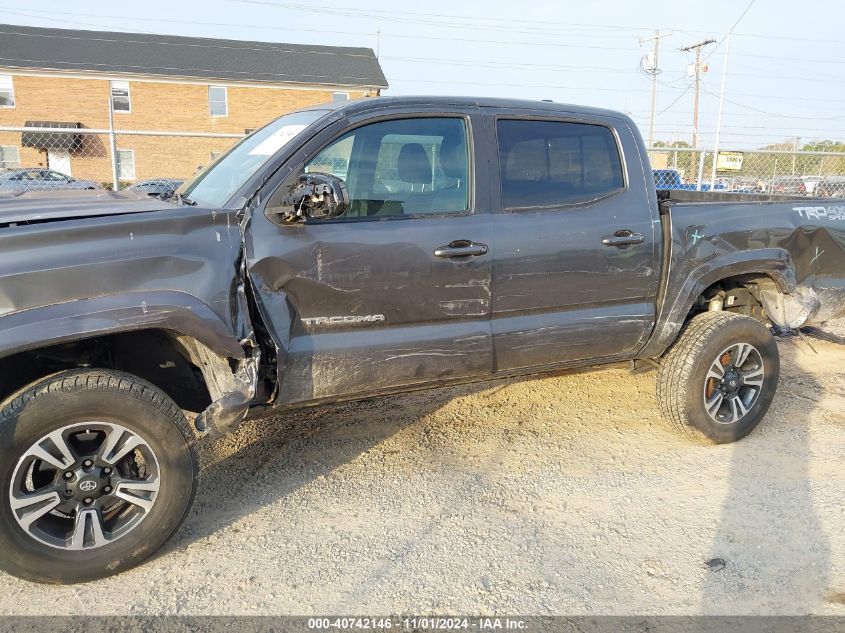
656, 312, 780, 443
0, 370, 197, 583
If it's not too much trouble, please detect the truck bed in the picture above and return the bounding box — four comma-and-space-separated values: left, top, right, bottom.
640, 190, 845, 359
657, 189, 825, 204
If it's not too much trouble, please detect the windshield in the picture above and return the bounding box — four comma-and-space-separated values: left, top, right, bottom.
178, 109, 329, 207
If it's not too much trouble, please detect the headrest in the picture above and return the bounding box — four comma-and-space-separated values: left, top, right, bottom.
397, 143, 432, 185
439, 134, 466, 180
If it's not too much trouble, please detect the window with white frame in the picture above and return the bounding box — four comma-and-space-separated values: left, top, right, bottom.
0, 75, 15, 108
332, 92, 349, 103
111, 80, 131, 112
116, 149, 136, 180
208, 85, 228, 116
0, 145, 20, 168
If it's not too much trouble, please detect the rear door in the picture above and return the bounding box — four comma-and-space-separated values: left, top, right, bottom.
488, 112, 660, 371
247, 107, 494, 404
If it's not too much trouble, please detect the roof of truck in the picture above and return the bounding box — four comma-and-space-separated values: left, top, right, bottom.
304, 95, 631, 121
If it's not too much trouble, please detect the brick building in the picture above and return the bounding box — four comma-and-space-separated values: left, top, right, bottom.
0, 24, 387, 185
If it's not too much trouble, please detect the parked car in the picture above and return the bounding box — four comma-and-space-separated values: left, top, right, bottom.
125, 178, 184, 199
0, 168, 102, 194
0, 96, 843, 584
724, 177, 763, 193
816, 176, 845, 198
653, 168, 725, 191
802, 176, 822, 195
767, 176, 807, 196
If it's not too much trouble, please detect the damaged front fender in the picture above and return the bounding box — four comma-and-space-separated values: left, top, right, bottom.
179, 335, 258, 437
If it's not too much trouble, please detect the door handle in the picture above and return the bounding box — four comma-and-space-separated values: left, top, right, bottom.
434, 240, 489, 258
602, 230, 645, 247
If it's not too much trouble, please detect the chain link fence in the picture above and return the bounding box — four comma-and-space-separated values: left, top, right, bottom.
3, 123, 845, 199
648, 147, 845, 196
0, 125, 244, 195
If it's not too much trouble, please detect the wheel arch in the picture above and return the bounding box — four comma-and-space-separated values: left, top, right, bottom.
640, 250, 796, 359
0, 291, 244, 361
0, 292, 251, 419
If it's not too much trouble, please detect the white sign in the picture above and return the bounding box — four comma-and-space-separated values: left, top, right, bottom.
248, 125, 308, 157
716, 151, 744, 172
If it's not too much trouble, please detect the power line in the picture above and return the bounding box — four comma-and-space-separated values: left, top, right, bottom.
651, 129, 844, 139
725, 0, 757, 36
230, 1, 696, 34
385, 56, 653, 75
228, 1, 845, 45
387, 78, 647, 93
5, 6, 845, 68
702, 88, 845, 120
231, 0, 650, 42
0, 15, 640, 54
655, 85, 694, 116
0, 6, 384, 42
633, 109, 845, 121
653, 123, 845, 132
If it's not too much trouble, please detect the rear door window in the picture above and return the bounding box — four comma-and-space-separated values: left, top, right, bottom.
497, 119, 624, 209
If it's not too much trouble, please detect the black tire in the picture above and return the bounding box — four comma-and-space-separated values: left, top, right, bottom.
0, 369, 197, 583
656, 312, 780, 444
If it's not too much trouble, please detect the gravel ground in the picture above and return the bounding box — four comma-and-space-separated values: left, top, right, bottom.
0, 321, 843, 615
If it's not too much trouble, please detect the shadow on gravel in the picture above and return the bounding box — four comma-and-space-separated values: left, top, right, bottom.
700, 340, 830, 613
161, 379, 493, 554
159, 362, 612, 560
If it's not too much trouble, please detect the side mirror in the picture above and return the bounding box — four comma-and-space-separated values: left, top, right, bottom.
275, 173, 349, 223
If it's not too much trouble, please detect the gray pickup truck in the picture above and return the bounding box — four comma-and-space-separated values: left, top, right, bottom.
0, 97, 842, 583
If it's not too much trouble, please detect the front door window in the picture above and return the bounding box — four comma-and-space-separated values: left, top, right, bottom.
302, 117, 469, 218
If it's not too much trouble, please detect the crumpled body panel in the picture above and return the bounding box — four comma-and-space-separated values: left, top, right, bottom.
640, 195, 845, 358
0, 199, 257, 434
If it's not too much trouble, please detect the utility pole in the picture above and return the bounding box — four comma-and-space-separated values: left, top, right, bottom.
710, 33, 731, 189
680, 38, 716, 148
792, 136, 800, 175
640, 30, 672, 148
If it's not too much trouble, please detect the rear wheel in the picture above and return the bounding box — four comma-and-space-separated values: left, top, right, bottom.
656, 312, 780, 443
0, 369, 197, 583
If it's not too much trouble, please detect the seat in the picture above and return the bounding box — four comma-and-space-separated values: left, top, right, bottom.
429, 134, 468, 213
397, 143, 432, 192
374, 143, 433, 215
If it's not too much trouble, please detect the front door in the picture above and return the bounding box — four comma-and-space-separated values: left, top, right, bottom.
247, 111, 494, 404
489, 114, 660, 371
47, 150, 72, 177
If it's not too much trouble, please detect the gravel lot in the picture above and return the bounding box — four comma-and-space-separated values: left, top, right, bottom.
0, 321, 843, 615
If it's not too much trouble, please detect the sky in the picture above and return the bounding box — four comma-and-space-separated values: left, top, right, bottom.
1, 0, 843, 150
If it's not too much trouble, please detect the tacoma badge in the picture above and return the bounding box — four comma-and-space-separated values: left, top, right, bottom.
302, 314, 386, 326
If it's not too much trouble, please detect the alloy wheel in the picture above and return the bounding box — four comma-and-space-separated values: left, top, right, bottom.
703, 342, 765, 425
8, 422, 160, 550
